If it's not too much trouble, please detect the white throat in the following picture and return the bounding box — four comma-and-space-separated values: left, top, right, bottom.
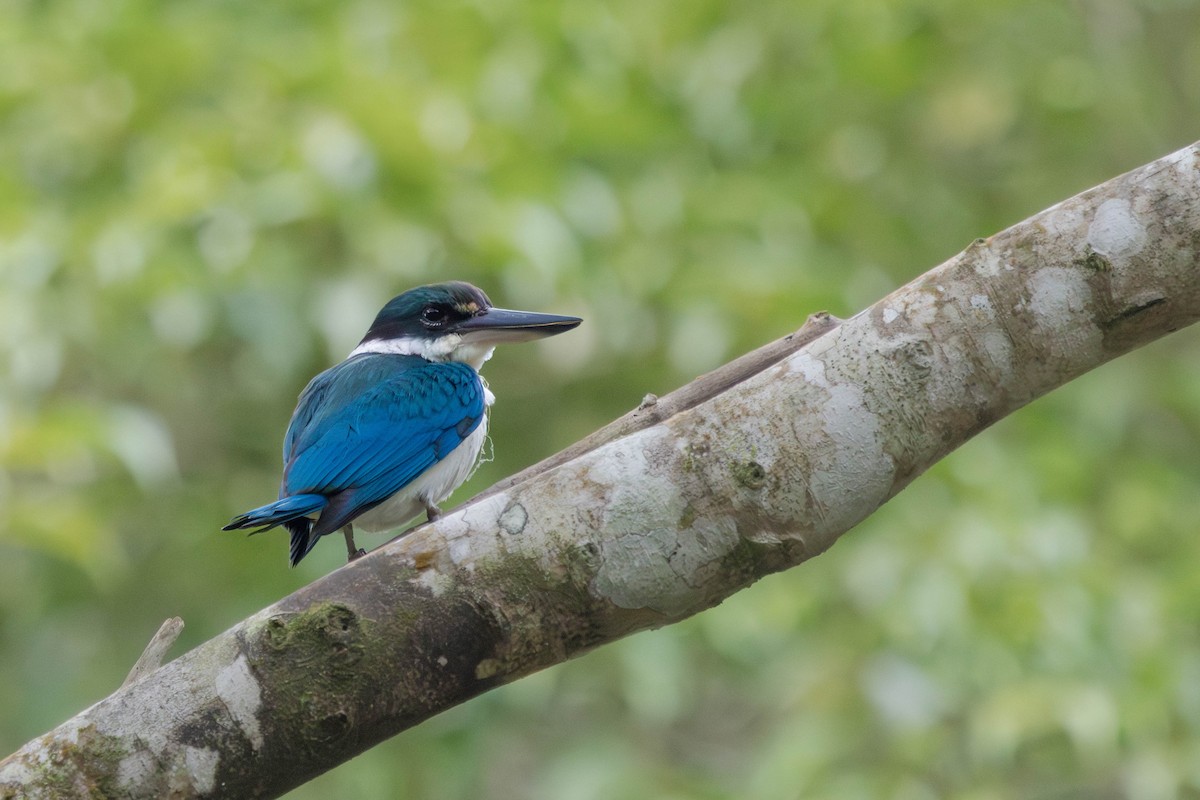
349, 335, 496, 371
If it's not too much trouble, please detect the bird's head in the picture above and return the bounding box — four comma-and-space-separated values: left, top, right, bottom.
351, 281, 582, 369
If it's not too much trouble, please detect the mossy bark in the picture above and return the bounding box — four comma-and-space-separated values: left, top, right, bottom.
2, 141, 1199, 799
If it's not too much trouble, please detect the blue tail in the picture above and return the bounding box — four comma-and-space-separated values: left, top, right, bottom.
224, 494, 328, 566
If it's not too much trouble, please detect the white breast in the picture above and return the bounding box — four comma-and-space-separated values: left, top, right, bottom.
351, 413, 490, 534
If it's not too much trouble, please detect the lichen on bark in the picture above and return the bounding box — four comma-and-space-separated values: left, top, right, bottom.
2, 141, 1199, 800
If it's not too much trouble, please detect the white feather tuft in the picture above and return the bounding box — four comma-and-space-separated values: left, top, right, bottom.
349, 335, 496, 371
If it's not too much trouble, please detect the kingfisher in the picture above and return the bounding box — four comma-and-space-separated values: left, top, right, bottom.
223, 281, 581, 566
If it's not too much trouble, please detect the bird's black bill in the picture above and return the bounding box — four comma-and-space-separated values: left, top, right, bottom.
455, 307, 582, 343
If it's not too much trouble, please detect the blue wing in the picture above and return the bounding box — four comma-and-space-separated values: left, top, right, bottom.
280, 353, 485, 537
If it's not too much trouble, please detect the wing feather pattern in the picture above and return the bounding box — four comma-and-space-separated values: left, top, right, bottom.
279, 354, 485, 536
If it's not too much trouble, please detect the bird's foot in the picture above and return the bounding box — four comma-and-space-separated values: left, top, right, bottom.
424, 502, 442, 523
342, 525, 366, 562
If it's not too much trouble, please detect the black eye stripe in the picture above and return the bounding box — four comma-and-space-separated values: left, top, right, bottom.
421, 304, 456, 328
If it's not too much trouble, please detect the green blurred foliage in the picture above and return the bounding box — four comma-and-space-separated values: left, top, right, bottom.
2, 0, 1200, 797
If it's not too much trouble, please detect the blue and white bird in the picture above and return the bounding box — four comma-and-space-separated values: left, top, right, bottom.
224, 281, 581, 566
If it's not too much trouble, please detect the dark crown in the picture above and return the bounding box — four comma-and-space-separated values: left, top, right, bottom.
361, 282, 493, 344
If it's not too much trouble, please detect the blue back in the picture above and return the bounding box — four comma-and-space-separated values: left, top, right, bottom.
280, 354, 485, 516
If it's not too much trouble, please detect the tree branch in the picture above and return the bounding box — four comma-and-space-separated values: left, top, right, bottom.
121, 618, 185, 689
3, 141, 1198, 799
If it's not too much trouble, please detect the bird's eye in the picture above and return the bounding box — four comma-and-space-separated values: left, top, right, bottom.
421, 306, 448, 326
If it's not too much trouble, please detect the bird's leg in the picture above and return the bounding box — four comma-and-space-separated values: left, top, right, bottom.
387, 503, 445, 545
342, 524, 367, 561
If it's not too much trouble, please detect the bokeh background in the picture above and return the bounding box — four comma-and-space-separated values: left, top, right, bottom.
3, 1, 1200, 797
